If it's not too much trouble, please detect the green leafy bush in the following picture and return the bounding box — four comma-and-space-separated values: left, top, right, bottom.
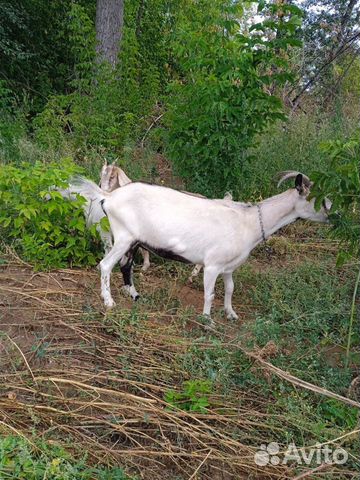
0, 435, 130, 479
0, 159, 100, 268
310, 136, 360, 367
34, 1, 161, 155
311, 136, 360, 265
318, 399, 359, 430
166, 0, 303, 197
0, 80, 27, 163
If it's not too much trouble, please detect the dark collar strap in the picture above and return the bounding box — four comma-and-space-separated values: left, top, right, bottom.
256, 204, 266, 243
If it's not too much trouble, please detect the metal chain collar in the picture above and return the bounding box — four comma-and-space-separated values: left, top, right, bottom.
256, 204, 273, 256
256, 204, 266, 243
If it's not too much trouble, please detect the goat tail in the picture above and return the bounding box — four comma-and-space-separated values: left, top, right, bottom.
69, 175, 109, 204
69, 176, 112, 223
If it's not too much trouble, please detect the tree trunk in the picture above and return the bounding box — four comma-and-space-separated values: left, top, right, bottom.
95, 0, 124, 67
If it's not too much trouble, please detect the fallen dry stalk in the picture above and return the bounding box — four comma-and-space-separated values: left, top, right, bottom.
245, 351, 360, 409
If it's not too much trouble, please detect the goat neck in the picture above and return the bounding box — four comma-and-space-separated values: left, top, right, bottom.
250, 189, 299, 245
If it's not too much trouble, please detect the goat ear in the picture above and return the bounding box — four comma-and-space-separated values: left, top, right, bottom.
103, 158, 108, 167
117, 168, 132, 186
295, 174, 304, 194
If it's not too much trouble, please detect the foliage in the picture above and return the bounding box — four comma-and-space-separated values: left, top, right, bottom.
0, 159, 100, 268
243, 110, 342, 200
165, 379, 212, 412
318, 399, 359, 430
0, 0, 86, 112
34, 0, 164, 155
179, 340, 236, 389
311, 136, 360, 265
339, 55, 360, 99
68, 2, 96, 93
165, 0, 303, 197
298, 0, 360, 103
0, 80, 27, 162
0, 435, 131, 479
310, 137, 360, 370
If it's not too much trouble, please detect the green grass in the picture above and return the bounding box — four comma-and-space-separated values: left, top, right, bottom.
160, 249, 359, 451
238, 258, 357, 391
0, 436, 132, 480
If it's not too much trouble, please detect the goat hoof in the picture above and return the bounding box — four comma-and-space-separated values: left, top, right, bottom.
134, 294, 140, 302
141, 265, 150, 273
226, 311, 239, 321
104, 300, 116, 309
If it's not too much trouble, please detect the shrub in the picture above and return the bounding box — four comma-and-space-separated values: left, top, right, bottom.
311, 136, 360, 265
0, 80, 27, 163
166, 0, 303, 197
34, 1, 161, 156
310, 135, 360, 367
0, 159, 100, 268
243, 111, 342, 199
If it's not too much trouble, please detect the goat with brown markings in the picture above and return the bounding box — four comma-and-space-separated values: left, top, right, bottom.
99, 161, 150, 272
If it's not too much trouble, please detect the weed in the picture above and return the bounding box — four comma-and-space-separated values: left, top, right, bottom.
318, 399, 359, 430
0, 435, 132, 479
165, 379, 212, 413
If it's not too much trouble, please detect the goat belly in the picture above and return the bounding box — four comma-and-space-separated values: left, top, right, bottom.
139, 242, 192, 264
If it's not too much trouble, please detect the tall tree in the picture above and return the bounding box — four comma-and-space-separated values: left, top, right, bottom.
290, 0, 360, 107
95, 0, 124, 67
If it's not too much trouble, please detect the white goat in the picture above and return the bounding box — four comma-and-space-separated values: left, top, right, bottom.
99, 162, 150, 271
99, 161, 131, 190
70, 171, 330, 325
53, 161, 151, 272
100, 163, 242, 280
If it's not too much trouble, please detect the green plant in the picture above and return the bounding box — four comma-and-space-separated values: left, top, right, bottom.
244, 110, 347, 200
318, 399, 358, 430
237, 259, 356, 394
164, 379, 212, 412
310, 136, 360, 368
34, 0, 162, 156
311, 136, 360, 265
0, 80, 27, 163
0, 435, 131, 479
166, 0, 303, 197
0, 159, 100, 268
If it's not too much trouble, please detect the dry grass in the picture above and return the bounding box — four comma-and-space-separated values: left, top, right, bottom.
0, 243, 358, 479
0, 254, 282, 478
